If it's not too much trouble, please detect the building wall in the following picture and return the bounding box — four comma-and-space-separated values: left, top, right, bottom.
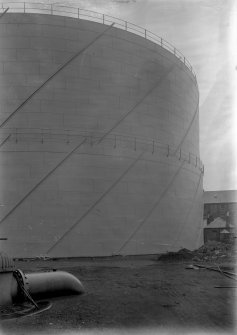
0, 14, 203, 257
204, 228, 235, 243
204, 202, 237, 226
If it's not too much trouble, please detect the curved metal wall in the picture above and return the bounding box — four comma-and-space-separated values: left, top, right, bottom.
0, 13, 203, 257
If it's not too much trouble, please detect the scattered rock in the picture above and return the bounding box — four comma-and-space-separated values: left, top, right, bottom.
157, 240, 236, 263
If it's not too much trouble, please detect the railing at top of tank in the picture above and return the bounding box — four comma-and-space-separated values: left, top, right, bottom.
0, 2, 196, 81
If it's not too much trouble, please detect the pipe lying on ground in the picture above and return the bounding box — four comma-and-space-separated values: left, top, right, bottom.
20, 270, 85, 298
0, 252, 85, 308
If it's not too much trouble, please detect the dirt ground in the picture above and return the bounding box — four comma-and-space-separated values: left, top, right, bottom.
0, 256, 236, 335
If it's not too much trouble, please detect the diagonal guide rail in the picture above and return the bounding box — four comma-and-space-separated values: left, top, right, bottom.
0, 23, 115, 130
171, 171, 203, 248
116, 160, 185, 254
0, 22, 115, 224
47, 151, 144, 254
0, 139, 86, 224
0, 134, 11, 149
46, 66, 175, 254
97, 66, 174, 144
0, 25, 172, 228
0, 2, 197, 78
0, 7, 9, 18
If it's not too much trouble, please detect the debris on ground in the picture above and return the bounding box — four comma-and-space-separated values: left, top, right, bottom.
157, 240, 236, 263
192, 240, 235, 262
1, 258, 234, 331
158, 248, 193, 261
192, 263, 237, 278
185, 265, 199, 270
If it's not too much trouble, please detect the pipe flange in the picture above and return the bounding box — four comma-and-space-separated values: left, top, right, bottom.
13, 269, 29, 300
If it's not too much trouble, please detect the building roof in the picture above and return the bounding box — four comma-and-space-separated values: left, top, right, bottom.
204, 217, 235, 229
204, 217, 227, 228
220, 229, 230, 234
204, 190, 237, 204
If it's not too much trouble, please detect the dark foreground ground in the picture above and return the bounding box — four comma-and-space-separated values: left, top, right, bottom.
0, 256, 236, 335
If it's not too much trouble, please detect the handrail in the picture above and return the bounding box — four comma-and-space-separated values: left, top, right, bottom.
0, 127, 204, 172
0, 22, 115, 130
0, 6, 8, 18
0, 2, 196, 81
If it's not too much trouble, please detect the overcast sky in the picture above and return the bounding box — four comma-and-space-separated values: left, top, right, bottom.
3, 0, 237, 191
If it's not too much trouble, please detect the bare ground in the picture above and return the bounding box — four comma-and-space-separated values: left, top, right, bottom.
0, 256, 236, 335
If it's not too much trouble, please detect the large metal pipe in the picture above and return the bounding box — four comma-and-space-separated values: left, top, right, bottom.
1, 252, 84, 310
25, 270, 85, 298
0, 269, 84, 307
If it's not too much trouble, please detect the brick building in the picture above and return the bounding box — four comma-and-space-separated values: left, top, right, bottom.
203, 190, 237, 243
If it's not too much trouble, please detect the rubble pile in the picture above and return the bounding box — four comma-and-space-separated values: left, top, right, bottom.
158, 240, 236, 263
158, 248, 194, 262
192, 240, 235, 262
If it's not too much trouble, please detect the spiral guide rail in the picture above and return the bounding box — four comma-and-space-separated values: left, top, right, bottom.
0, 2, 203, 257
0, 1, 196, 80
0, 1, 202, 171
